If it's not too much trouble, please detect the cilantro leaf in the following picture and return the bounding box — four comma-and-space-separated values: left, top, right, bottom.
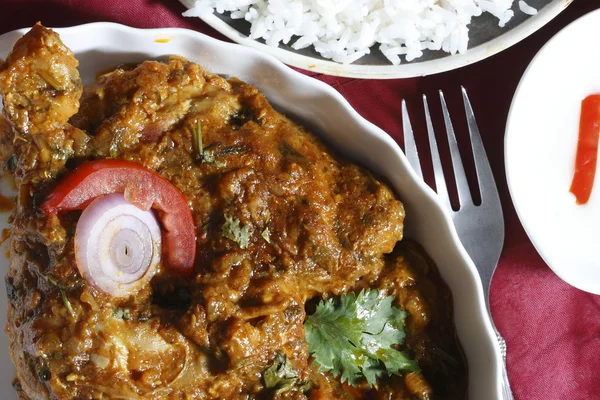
304, 289, 419, 387
222, 215, 251, 249
263, 352, 310, 395
113, 308, 131, 320
261, 227, 271, 243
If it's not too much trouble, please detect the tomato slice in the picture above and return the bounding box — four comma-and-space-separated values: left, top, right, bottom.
41, 159, 196, 273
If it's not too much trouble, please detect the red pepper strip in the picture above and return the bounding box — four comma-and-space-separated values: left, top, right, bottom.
41, 159, 196, 274
570, 94, 600, 205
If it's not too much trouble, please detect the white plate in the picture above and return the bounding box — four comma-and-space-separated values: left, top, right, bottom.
179, 0, 572, 79
506, 9, 600, 294
0, 23, 501, 398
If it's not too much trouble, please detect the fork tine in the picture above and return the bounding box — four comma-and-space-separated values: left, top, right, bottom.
461, 87, 500, 205
401, 100, 424, 180
423, 94, 452, 211
439, 90, 473, 208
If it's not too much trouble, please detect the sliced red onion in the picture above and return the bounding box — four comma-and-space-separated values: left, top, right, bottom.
74, 193, 161, 297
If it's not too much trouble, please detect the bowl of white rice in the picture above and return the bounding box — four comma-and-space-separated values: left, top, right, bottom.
180, 0, 571, 78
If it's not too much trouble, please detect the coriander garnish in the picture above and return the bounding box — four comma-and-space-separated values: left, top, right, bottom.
113, 308, 131, 320
261, 227, 271, 243
263, 352, 310, 395
222, 215, 251, 249
305, 289, 419, 387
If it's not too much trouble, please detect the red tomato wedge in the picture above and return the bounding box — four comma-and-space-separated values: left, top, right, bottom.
41, 159, 196, 273
570, 94, 600, 205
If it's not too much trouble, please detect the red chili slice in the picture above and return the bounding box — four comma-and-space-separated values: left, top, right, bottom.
41, 159, 196, 273
570, 94, 600, 205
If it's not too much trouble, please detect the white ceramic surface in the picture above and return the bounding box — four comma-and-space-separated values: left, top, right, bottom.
506, 9, 600, 294
179, 0, 572, 79
0, 23, 501, 398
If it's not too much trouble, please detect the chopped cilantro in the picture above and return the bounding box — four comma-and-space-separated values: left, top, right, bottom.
113, 308, 131, 320
222, 215, 251, 249
304, 289, 419, 387
263, 352, 310, 395
261, 227, 271, 243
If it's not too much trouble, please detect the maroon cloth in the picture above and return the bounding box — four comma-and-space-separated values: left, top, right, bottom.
2, 1, 600, 398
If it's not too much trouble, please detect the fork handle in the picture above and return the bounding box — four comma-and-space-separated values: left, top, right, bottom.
497, 332, 515, 400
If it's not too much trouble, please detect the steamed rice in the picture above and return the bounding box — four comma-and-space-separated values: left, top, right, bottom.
183, 0, 538, 65
519, 0, 538, 16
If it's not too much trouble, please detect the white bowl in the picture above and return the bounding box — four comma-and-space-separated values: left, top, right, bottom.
0, 23, 502, 398
506, 9, 600, 294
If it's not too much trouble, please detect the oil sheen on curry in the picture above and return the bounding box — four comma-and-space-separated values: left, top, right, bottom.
0, 25, 466, 400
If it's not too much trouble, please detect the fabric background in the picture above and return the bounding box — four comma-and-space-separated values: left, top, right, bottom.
1, 0, 600, 398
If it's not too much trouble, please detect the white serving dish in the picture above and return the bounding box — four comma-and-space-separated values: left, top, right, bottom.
506, 9, 600, 294
0, 23, 502, 398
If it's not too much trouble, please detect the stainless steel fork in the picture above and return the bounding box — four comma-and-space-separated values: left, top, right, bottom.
401, 87, 513, 400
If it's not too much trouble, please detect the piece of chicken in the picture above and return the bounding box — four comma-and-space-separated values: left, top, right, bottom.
0, 22, 86, 185
0, 23, 81, 135
0, 23, 82, 400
